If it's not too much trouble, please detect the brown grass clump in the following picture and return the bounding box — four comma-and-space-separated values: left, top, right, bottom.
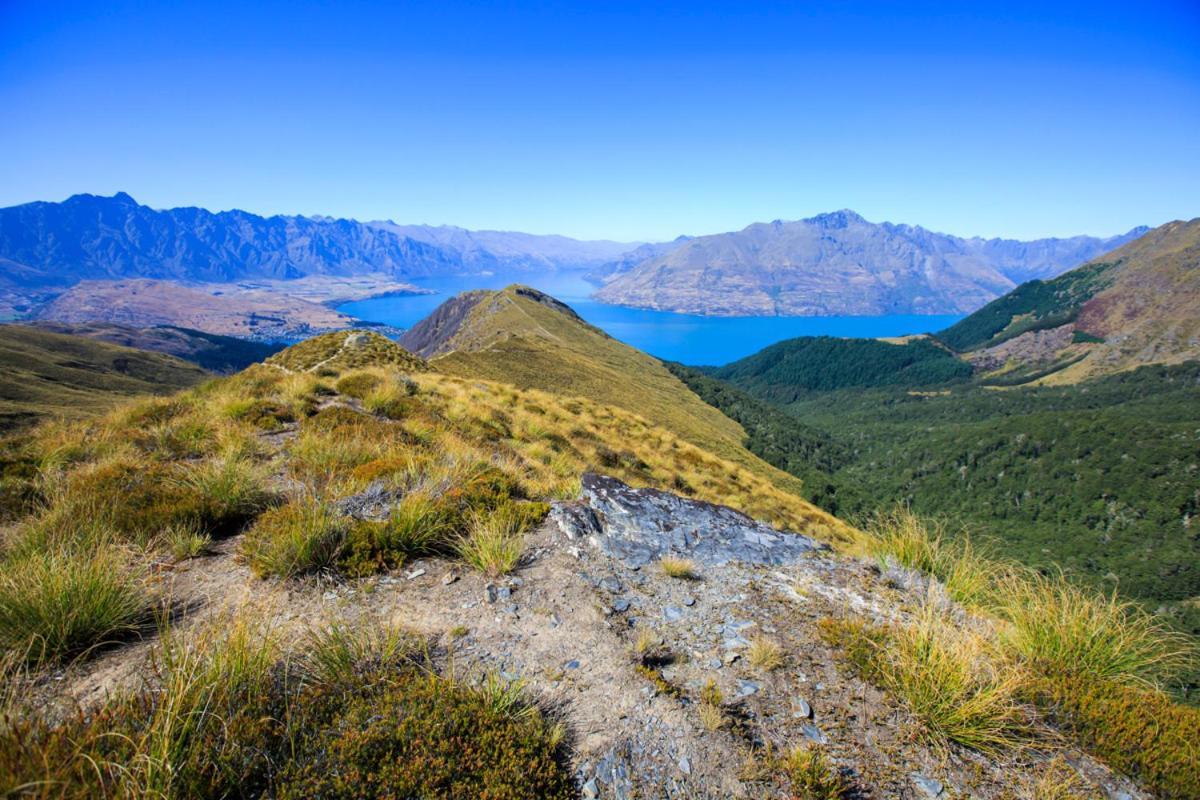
659, 556, 699, 580
747, 637, 785, 672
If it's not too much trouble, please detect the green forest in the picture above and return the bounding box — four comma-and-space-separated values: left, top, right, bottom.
674, 358, 1200, 695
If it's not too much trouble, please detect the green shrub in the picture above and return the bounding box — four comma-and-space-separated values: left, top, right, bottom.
1030, 675, 1200, 800
0, 547, 149, 664
334, 372, 383, 399
780, 746, 850, 799
240, 500, 348, 578
274, 672, 573, 800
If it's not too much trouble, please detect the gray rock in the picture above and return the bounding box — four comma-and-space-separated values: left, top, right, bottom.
794, 698, 812, 718
565, 659, 581, 670
663, 606, 685, 623
406, 568, 426, 580
678, 757, 691, 775
551, 474, 823, 568
599, 576, 624, 593
707, 658, 723, 669
910, 773, 944, 798
581, 778, 599, 799
441, 571, 458, 585
801, 724, 828, 744
683, 595, 696, 606
737, 680, 760, 697
612, 597, 631, 613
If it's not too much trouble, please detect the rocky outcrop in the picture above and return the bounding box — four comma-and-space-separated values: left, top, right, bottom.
553, 473, 823, 568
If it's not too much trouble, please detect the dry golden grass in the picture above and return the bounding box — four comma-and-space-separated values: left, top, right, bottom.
747, 637, 785, 671
658, 556, 699, 580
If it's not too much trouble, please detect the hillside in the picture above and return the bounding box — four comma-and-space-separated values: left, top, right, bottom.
706, 335, 972, 402
0, 332, 1194, 799
937, 218, 1200, 384
35, 279, 360, 341
0, 324, 209, 430
397, 286, 843, 519
594, 210, 1145, 316
27, 321, 283, 373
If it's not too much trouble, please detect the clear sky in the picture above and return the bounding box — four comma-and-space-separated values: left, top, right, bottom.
1, 1, 1197, 242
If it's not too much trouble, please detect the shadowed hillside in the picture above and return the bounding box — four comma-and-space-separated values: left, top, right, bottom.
0, 324, 210, 431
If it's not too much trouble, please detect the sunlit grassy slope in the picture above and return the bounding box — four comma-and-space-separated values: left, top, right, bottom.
407, 286, 833, 518
0, 324, 209, 432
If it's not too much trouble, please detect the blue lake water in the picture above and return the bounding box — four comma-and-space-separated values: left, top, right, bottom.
338, 272, 964, 366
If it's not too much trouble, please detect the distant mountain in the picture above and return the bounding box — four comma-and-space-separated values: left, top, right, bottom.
0, 194, 651, 298
593, 210, 1147, 316
0, 192, 462, 287
368, 222, 641, 271
937, 218, 1200, 384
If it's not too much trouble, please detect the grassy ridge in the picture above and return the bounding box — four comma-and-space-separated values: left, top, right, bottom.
422, 286, 823, 507
0, 324, 209, 431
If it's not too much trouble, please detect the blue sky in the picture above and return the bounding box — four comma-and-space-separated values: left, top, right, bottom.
1, 1, 1197, 241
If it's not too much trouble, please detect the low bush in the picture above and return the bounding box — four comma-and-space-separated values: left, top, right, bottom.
1030, 674, 1200, 800
0, 546, 149, 664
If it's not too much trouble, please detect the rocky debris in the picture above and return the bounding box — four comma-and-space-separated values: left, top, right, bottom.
911, 772, 945, 798
333, 480, 401, 520
551, 473, 824, 568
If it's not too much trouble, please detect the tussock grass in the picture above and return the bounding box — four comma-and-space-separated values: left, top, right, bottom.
163, 521, 211, 561
747, 637, 785, 672
867, 508, 998, 606
378, 492, 453, 556
822, 606, 1029, 754
0, 546, 149, 665
998, 569, 1195, 686
301, 622, 418, 685
659, 556, 698, 580
178, 452, 274, 533
455, 511, 524, 577
240, 499, 348, 578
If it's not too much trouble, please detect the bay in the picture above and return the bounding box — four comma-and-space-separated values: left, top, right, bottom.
337, 272, 964, 366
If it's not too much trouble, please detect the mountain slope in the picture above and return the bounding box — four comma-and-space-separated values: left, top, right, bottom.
399, 285, 852, 538
594, 210, 1145, 316
0, 324, 209, 430
707, 335, 972, 401
26, 321, 284, 373
938, 218, 1200, 383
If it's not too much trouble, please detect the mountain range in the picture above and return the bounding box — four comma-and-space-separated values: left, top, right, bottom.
0, 194, 1150, 325
593, 210, 1148, 316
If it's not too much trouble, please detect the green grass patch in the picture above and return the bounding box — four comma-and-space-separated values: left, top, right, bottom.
0, 546, 150, 665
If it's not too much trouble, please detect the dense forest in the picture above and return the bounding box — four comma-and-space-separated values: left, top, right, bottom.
674, 358, 1200, 695
704, 336, 972, 402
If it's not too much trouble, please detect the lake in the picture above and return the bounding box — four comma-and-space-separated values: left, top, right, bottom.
338, 272, 964, 366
